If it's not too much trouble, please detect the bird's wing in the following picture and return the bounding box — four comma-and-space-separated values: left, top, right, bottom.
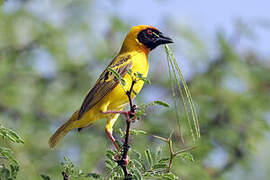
77, 54, 132, 119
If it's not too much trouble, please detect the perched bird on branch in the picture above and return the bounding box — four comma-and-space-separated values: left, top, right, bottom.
49, 25, 173, 149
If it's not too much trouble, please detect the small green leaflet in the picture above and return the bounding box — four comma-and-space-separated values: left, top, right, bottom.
135, 72, 151, 85
107, 67, 126, 86
0, 124, 24, 144
0, 124, 24, 165
0, 164, 19, 180
179, 152, 194, 162
127, 68, 151, 85
149, 100, 170, 108
40, 174, 51, 180
0, 147, 18, 165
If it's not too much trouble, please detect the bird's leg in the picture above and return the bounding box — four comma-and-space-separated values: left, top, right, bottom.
105, 129, 120, 151
103, 113, 121, 151
102, 107, 137, 166
105, 128, 129, 163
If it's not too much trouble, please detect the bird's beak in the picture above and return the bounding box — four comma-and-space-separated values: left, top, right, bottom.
156, 32, 173, 45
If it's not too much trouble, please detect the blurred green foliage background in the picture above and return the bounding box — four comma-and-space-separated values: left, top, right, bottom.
1, 0, 270, 179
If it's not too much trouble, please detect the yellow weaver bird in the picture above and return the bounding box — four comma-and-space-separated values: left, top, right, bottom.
49, 25, 173, 149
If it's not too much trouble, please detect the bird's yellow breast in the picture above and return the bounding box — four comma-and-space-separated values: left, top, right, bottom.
79, 51, 149, 125
106, 51, 149, 109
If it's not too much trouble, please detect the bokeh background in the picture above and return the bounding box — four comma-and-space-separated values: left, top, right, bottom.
1, 0, 270, 179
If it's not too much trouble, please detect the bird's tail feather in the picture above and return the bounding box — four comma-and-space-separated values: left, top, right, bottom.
49, 111, 78, 148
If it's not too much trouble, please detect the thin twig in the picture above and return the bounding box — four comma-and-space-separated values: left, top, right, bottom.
153, 131, 196, 172
105, 79, 137, 179
119, 80, 136, 180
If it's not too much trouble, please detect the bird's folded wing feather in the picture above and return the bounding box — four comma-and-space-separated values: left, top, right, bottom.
77, 55, 132, 119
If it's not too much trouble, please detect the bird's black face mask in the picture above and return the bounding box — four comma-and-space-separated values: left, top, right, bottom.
137, 28, 173, 50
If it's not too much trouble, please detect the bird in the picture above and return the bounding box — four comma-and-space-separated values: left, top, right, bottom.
49, 25, 173, 149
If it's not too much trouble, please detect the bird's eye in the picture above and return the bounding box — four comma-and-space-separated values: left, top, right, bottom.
147, 29, 153, 35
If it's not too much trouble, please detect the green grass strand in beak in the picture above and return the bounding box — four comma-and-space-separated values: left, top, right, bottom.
166, 49, 185, 143
165, 44, 200, 142
166, 46, 196, 142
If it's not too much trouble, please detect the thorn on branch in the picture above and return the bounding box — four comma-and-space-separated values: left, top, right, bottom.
153, 130, 197, 172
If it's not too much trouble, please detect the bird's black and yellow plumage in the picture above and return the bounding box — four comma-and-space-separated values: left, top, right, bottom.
49, 25, 173, 148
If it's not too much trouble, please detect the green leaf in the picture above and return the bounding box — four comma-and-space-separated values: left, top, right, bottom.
133, 167, 142, 180
131, 149, 142, 161
132, 89, 138, 95
127, 68, 133, 76
105, 159, 117, 170
151, 100, 170, 108
84, 173, 101, 179
0, 167, 10, 180
0, 164, 19, 180
135, 100, 169, 118
107, 67, 126, 86
134, 108, 146, 117
158, 158, 170, 164
0, 147, 18, 165
163, 172, 179, 180
152, 163, 168, 169
179, 152, 194, 162
61, 156, 77, 176
0, 124, 24, 144
10, 165, 19, 179
40, 174, 51, 180
105, 150, 116, 159
130, 129, 147, 136
150, 172, 179, 180
131, 149, 146, 171
132, 159, 143, 170
115, 128, 125, 138
135, 72, 151, 85
143, 172, 153, 178
145, 149, 153, 168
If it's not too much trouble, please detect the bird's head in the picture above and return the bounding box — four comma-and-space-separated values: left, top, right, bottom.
120, 25, 173, 54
